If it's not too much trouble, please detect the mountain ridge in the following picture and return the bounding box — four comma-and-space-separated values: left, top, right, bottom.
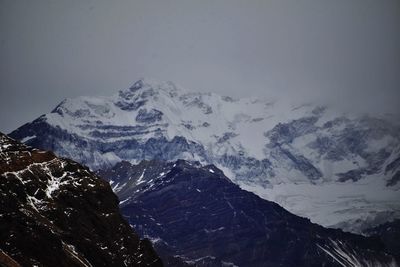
98, 158, 398, 267
9, 78, 400, 232
0, 132, 162, 266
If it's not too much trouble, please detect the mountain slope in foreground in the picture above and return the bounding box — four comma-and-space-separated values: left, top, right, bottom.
10, 78, 400, 232
364, 219, 400, 261
98, 159, 398, 267
0, 132, 162, 267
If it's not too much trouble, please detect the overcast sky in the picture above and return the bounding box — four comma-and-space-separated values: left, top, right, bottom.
1, 0, 399, 133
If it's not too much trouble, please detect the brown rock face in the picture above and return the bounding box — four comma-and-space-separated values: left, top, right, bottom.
0, 133, 162, 267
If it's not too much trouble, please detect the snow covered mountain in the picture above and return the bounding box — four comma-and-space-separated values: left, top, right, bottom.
10, 78, 400, 232
97, 159, 398, 267
0, 132, 162, 266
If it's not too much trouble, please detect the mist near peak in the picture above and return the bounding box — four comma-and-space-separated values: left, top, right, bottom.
1, 0, 399, 132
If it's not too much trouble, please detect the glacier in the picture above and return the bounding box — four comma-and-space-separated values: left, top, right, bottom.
10, 78, 400, 233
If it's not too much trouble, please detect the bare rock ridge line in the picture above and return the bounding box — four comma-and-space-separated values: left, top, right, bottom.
0, 132, 162, 267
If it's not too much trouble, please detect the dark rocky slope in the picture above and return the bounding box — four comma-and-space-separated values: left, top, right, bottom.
364, 219, 400, 261
98, 160, 398, 267
0, 133, 162, 267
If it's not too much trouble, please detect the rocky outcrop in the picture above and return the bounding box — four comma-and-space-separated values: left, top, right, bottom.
0, 133, 162, 267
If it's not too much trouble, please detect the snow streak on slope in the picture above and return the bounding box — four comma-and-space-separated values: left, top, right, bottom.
317, 238, 398, 267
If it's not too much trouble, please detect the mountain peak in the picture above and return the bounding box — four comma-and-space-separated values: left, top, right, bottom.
126, 78, 184, 95
115, 78, 186, 108
10, 78, 400, 235
128, 78, 159, 92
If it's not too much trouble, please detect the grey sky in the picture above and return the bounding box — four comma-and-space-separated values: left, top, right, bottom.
1, 0, 399, 133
